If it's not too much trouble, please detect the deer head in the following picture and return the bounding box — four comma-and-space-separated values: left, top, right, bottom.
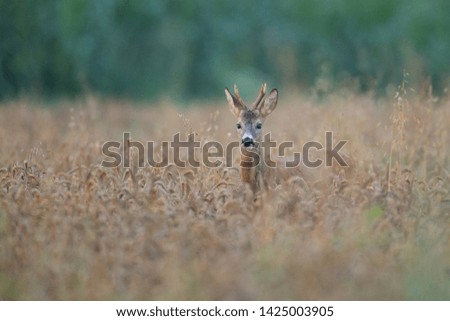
225, 83, 278, 148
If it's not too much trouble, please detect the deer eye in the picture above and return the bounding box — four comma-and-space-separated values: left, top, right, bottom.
256, 123, 262, 129
236, 123, 242, 129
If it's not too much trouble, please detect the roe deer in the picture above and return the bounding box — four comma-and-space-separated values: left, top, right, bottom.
225, 83, 313, 193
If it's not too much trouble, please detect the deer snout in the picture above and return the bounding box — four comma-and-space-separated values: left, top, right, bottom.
242, 136, 255, 147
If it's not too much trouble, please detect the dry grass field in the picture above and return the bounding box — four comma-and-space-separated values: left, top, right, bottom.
0, 88, 449, 300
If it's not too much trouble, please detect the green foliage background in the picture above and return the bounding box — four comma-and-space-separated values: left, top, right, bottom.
1, 0, 449, 100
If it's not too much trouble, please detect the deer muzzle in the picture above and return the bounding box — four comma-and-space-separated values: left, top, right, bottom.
242, 136, 255, 147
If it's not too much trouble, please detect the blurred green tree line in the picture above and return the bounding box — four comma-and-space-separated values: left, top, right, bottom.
0, 0, 449, 100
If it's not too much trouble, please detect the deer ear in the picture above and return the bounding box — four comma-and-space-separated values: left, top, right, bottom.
225, 87, 243, 118
260, 89, 278, 117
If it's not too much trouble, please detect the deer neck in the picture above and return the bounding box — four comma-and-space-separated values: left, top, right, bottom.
240, 145, 264, 192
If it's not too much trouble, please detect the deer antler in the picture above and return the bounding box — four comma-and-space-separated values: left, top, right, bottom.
233, 84, 245, 106
252, 83, 267, 110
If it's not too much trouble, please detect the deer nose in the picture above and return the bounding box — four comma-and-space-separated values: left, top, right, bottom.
242, 136, 254, 147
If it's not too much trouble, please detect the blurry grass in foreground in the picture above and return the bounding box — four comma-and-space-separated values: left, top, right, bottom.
0, 89, 448, 300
